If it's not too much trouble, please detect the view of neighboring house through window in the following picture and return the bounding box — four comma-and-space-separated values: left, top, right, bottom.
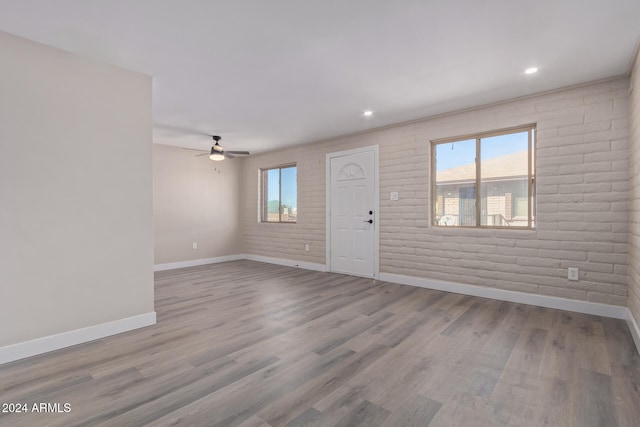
432, 125, 535, 228
261, 164, 297, 222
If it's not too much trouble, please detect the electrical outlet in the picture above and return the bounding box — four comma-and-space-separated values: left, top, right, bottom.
305, 243, 310, 252
192, 242, 198, 250
568, 267, 578, 281
390, 191, 399, 201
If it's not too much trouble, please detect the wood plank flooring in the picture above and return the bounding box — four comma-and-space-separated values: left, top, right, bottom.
1, 260, 639, 426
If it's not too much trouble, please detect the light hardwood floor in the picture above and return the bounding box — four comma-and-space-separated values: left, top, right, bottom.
1, 260, 639, 426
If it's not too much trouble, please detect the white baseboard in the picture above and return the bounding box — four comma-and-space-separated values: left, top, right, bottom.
154, 254, 326, 274
627, 309, 640, 355
0, 312, 156, 366
155, 256, 629, 322
379, 272, 628, 320
243, 254, 327, 272
154, 254, 244, 272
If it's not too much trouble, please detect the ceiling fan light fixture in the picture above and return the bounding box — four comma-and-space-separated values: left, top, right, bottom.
209, 151, 225, 161
210, 135, 225, 160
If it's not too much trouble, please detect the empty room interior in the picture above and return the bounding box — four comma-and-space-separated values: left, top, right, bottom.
2, 1, 640, 426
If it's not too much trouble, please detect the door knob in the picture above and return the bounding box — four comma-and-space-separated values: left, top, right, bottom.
363, 219, 373, 224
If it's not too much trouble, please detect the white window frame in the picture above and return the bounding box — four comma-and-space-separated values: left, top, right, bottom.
431, 125, 536, 229
260, 164, 297, 223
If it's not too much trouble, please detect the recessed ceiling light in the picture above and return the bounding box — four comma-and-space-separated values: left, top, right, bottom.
363, 110, 373, 117
524, 67, 539, 75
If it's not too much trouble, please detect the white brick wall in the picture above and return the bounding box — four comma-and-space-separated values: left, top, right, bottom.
628, 49, 640, 321
242, 78, 630, 306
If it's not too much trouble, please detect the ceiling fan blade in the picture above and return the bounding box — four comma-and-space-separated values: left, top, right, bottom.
182, 147, 208, 152
225, 153, 235, 159
195, 153, 209, 157
225, 151, 250, 155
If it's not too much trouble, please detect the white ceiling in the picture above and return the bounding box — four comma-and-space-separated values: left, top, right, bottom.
0, 0, 639, 154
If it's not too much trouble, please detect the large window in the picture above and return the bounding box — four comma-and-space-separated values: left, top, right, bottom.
432, 125, 535, 228
261, 164, 297, 223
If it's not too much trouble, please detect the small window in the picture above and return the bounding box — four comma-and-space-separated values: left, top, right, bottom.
261, 164, 297, 223
432, 125, 535, 228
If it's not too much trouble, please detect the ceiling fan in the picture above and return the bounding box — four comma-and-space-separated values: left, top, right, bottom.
195, 136, 250, 161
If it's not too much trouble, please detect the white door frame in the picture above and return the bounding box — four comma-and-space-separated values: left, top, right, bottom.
326, 145, 379, 279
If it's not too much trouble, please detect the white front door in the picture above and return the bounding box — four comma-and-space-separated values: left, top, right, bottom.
327, 147, 378, 278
